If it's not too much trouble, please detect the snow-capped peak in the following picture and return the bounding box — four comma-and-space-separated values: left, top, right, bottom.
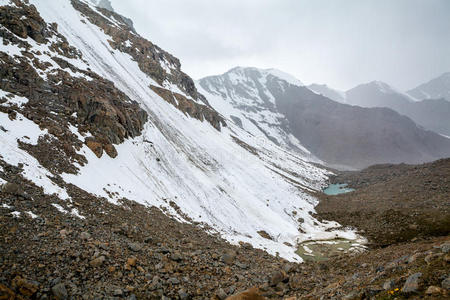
357, 80, 415, 102
225, 66, 303, 87
407, 72, 450, 101
265, 68, 304, 87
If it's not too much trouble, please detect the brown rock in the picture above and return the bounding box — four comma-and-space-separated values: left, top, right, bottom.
425, 286, 442, 295
289, 274, 302, 290
127, 257, 137, 267
1, 182, 21, 195
104, 143, 118, 158
90, 255, 106, 267
137, 266, 145, 273
257, 230, 273, 240
0, 284, 16, 299
270, 270, 288, 286
11, 276, 38, 298
85, 138, 103, 158
226, 287, 266, 300
221, 251, 236, 265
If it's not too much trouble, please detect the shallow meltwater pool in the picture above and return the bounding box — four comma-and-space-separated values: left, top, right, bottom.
296, 239, 366, 262
323, 183, 355, 195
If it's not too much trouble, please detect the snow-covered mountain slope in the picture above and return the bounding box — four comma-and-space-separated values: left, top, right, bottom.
346, 81, 450, 136
197, 67, 313, 157
0, 0, 363, 261
407, 72, 450, 102
307, 83, 347, 103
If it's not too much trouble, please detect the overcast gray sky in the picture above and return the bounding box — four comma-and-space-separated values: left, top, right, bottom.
111, 0, 450, 91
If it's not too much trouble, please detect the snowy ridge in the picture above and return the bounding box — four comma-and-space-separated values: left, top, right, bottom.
0, 0, 363, 261
407, 72, 450, 101
307, 83, 347, 103
197, 67, 313, 156
370, 80, 415, 101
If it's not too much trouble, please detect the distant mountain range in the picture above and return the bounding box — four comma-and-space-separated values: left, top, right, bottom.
407, 72, 450, 101
308, 78, 450, 136
198, 67, 450, 170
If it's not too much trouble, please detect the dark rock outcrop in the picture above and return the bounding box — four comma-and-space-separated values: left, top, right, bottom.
0, 0, 147, 166
70, 0, 225, 130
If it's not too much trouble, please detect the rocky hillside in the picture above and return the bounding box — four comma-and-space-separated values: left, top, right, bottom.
316, 158, 450, 247
2, 153, 449, 299
199, 67, 450, 169
0, 0, 363, 266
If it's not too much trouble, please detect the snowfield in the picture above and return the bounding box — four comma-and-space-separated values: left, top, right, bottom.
0, 0, 364, 261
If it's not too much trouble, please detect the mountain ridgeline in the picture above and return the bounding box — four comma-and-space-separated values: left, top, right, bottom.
199, 67, 450, 170
346, 81, 450, 136
407, 72, 450, 101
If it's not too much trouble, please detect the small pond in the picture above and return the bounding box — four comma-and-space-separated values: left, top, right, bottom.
323, 183, 354, 195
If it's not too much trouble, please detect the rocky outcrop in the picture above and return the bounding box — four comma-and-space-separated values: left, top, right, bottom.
150, 85, 225, 131
0, 0, 147, 167
70, 0, 224, 130
0, 0, 49, 43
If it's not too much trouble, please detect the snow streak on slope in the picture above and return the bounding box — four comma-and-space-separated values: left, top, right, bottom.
2, 0, 363, 261
197, 67, 313, 157
0, 99, 70, 200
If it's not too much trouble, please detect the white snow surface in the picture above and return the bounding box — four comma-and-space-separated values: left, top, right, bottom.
0, 0, 364, 261
26, 211, 39, 219
0, 111, 71, 200
307, 84, 347, 103
11, 211, 21, 218
371, 81, 415, 102
265, 68, 304, 87
197, 67, 315, 158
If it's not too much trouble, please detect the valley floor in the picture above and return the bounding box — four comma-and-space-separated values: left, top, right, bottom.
1, 158, 449, 299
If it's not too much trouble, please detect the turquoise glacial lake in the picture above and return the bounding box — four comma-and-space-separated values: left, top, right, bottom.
323, 183, 355, 195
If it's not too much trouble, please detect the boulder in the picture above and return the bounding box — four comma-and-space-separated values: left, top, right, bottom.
51, 283, 68, 300
270, 270, 288, 286
401, 273, 421, 293
85, 138, 103, 158
226, 287, 266, 300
